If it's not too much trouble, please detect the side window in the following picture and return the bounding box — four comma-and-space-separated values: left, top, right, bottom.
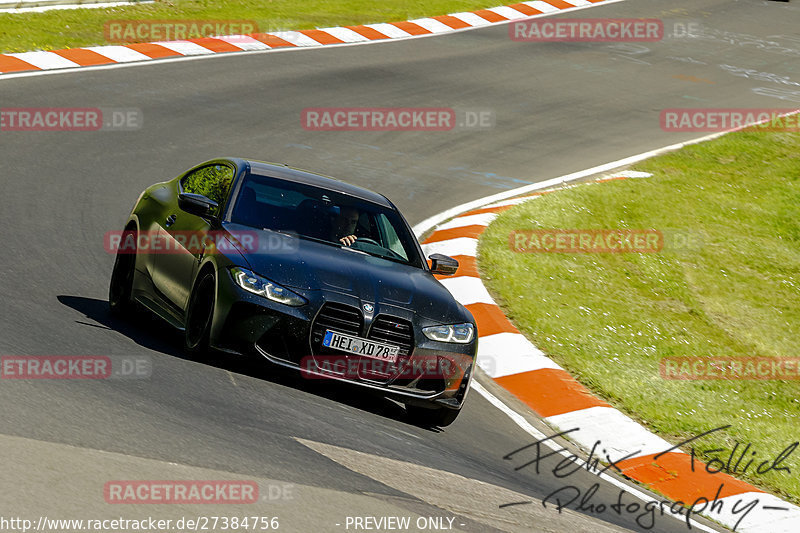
181, 164, 235, 217
377, 213, 408, 260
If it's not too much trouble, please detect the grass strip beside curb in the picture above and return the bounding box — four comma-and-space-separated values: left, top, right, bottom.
479, 128, 800, 503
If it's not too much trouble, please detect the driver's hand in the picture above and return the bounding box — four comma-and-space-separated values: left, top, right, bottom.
339, 235, 357, 247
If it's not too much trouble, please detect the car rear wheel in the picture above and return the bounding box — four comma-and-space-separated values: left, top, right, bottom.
185, 272, 215, 357
108, 229, 136, 317
406, 404, 461, 428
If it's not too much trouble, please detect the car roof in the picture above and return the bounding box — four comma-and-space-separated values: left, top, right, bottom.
240, 159, 394, 209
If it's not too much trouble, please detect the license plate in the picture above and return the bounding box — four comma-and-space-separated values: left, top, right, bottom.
322, 330, 399, 363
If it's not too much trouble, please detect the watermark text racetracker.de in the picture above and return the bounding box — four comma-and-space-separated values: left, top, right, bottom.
661, 357, 800, 380
301, 107, 495, 131
300, 353, 473, 382
661, 109, 800, 132
0, 516, 280, 532
510, 18, 663, 42
0, 355, 151, 380
508, 229, 703, 254
0, 108, 142, 132
104, 479, 293, 505
104, 481, 260, 504
104, 19, 258, 43
104, 230, 299, 255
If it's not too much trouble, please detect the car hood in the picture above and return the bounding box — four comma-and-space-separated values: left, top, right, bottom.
222, 224, 468, 323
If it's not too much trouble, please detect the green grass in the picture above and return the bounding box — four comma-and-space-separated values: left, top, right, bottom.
478, 128, 800, 503
0, 0, 504, 53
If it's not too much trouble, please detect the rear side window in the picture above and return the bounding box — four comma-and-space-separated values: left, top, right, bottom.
181, 164, 235, 216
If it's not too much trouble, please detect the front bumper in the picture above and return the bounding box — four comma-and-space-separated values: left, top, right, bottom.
210, 268, 476, 409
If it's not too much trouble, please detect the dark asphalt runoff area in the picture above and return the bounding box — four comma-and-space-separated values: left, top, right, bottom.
2, 0, 798, 531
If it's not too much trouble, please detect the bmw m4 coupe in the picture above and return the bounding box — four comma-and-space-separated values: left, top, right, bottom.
109, 158, 477, 426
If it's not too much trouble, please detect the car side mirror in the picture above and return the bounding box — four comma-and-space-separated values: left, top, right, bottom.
429, 253, 459, 276
178, 192, 218, 219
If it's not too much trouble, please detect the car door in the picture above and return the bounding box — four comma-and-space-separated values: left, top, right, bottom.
152, 163, 236, 311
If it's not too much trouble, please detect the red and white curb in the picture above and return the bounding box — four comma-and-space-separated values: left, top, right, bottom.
0, 0, 615, 76
416, 171, 800, 532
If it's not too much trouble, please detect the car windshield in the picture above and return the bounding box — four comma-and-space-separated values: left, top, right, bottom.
230, 173, 422, 266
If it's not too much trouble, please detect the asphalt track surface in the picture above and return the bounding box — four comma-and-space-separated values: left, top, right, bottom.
2, 0, 799, 531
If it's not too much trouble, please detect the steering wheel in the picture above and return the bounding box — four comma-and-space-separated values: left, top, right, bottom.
353, 237, 380, 247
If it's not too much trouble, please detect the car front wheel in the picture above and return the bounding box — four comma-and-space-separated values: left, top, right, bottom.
108, 229, 137, 317
185, 271, 215, 357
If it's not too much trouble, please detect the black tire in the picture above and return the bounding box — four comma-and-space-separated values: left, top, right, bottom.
406, 404, 461, 428
108, 229, 137, 317
185, 271, 215, 357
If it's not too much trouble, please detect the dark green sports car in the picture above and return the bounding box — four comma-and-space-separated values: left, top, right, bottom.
109, 158, 477, 427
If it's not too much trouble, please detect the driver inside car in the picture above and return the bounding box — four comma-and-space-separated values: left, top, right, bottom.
331, 205, 361, 247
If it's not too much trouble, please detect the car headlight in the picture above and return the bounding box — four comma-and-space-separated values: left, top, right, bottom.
422, 323, 475, 344
229, 267, 307, 307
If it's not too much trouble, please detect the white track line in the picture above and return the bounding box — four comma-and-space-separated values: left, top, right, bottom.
412, 130, 735, 236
